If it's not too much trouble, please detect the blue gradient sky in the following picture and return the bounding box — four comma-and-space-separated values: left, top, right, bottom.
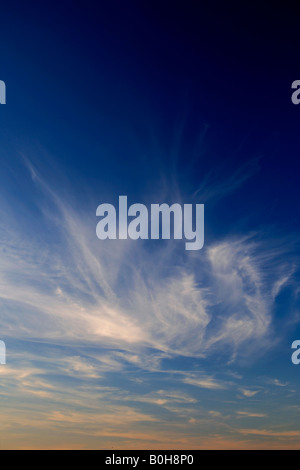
0, 1, 300, 449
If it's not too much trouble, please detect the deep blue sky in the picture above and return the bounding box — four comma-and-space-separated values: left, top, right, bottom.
1, 0, 300, 449
1, 1, 300, 219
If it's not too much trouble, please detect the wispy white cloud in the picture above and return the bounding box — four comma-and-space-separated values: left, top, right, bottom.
183, 375, 228, 390
193, 156, 261, 202
127, 390, 198, 407
208, 410, 222, 417
239, 389, 260, 398
0, 159, 294, 369
236, 411, 266, 418
238, 429, 300, 438
0, 156, 298, 449
272, 272, 294, 299
267, 378, 288, 387
205, 239, 271, 357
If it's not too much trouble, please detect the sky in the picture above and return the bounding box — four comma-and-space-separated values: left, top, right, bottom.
0, 0, 300, 449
